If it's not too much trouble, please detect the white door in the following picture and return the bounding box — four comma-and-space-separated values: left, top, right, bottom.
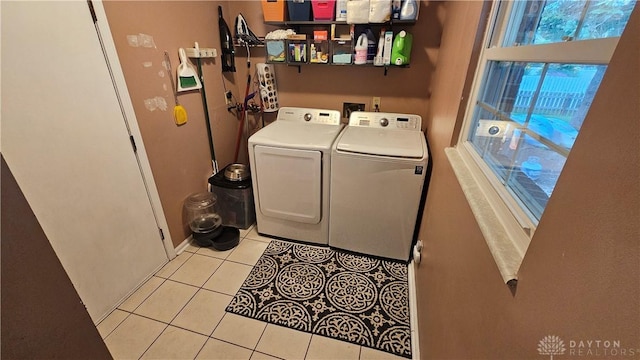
1, 1, 169, 322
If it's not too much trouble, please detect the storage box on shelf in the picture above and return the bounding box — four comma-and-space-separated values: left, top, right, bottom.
286, 34, 308, 63
266, 39, 287, 62
287, 0, 312, 21
331, 38, 352, 64
311, 0, 336, 21
261, 0, 286, 22
311, 30, 329, 64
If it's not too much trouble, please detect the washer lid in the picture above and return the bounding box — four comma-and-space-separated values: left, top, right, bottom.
249, 121, 344, 150
336, 127, 425, 158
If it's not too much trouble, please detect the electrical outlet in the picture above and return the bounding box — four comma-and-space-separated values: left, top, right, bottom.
343, 102, 365, 118
372, 97, 381, 111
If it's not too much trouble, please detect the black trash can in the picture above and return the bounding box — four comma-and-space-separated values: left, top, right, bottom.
208, 165, 256, 230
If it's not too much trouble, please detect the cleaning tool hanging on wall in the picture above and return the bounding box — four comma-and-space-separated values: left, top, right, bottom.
235, 13, 263, 46
218, 6, 236, 72
233, 71, 254, 163
164, 51, 188, 125
187, 42, 219, 174
177, 48, 202, 91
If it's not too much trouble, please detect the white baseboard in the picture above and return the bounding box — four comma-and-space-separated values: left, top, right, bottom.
174, 235, 193, 255
408, 259, 421, 360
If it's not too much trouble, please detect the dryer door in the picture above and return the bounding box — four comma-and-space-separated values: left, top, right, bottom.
254, 145, 322, 224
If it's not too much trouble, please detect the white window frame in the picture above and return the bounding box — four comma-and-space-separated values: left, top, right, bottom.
451, 0, 622, 283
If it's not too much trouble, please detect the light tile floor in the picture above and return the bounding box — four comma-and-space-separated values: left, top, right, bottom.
97, 225, 406, 360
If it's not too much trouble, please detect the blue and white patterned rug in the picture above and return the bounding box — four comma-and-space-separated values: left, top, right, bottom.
225, 240, 411, 358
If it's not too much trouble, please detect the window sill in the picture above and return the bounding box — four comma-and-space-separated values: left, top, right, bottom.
445, 147, 529, 284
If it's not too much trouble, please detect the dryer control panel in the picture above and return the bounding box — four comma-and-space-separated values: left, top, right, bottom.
277, 107, 342, 125
348, 112, 422, 130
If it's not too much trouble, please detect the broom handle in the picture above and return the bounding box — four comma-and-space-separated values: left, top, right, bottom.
233, 73, 252, 163
196, 57, 217, 173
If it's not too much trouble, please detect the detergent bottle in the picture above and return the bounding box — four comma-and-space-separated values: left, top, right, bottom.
400, 0, 418, 20
366, 29, 377, 64
354, 33, 368, 65
391, 30, 413, 66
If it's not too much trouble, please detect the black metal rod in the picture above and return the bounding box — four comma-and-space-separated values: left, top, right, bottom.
197, 57, 217, 172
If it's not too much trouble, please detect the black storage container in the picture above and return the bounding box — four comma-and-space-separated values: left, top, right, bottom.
208, 166, 256, 230
287, 0, 312, 21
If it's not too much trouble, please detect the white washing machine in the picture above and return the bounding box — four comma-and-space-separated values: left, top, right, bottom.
248, 107, 343, 245
329, 112, 428, 261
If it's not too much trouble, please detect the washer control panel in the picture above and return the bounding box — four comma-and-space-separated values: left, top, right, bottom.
348, 112, 422, 130
277, 107, 342, 125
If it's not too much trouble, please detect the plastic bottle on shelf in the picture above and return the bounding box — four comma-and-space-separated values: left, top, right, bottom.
400, 0, 418, 20
310, 43, 317, 62
392, 0, 402, 20
365, 29, 376, 64
336, 0, 347, 21
354, 33, 368, 65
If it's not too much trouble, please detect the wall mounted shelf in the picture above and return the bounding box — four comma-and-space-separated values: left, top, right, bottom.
261, 17, 417, 75
265, 20, 416, 26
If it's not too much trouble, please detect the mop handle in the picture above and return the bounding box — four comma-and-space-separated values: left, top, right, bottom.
233, 74, 252, 163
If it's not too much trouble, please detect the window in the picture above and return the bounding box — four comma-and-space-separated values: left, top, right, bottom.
453, 0, 635, 282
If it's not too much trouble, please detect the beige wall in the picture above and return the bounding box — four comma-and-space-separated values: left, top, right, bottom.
417, 2, 640, 359
229, 1, 444, 129
104, 1, 247, 245
104, 0, 444, 246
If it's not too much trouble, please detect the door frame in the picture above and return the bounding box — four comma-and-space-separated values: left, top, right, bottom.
92, 0, 176, 259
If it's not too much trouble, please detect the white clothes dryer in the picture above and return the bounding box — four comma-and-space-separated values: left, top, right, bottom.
329, 112, 428, 261
248, 107, 343, 245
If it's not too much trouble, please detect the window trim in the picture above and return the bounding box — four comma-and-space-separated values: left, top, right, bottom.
451, 0, 624, 283
484, 37, 619, 64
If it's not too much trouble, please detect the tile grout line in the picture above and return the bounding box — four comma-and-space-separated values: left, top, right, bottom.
137, 322, 170, 360
116, 276, 169, 318
135, 270, 207, 360
191, 335, 209, 360
164, 250, 196, 276
252, 350, 285, 359
250, 318, 271, 356
102, 249, 195, 338
164, 230, 257, 341
206, 312, 274, 357
100, 310, 132, 341
111, 308, 222, 340
173, 252, 226, 289
301, 331, 313, 360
